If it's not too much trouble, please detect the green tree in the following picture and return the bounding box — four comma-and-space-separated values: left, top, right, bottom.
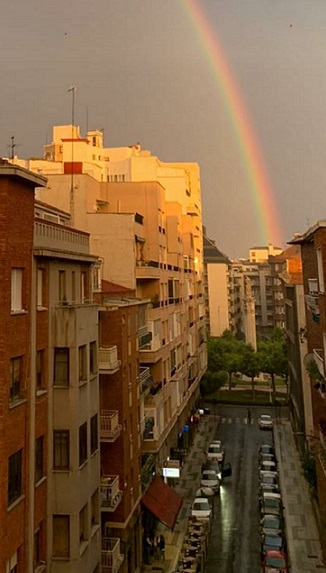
258, 328, 288, 398
241, 347, 261, 398
207, 331, 248, 390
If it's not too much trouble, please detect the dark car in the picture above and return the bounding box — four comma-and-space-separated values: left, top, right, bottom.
259, 460, 278, 475
260, 515, 284, 537
259, 482, 280, 496
261, 532, 287, 557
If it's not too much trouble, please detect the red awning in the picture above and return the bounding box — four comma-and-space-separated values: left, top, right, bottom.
142, 476, 183, 530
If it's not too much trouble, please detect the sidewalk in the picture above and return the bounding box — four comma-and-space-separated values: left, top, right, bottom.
143, 414, 217, 572
274, 420, 326, 573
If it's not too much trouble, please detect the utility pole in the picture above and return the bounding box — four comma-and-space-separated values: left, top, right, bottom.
7, 136, 21, 162
68, 86, 76, 227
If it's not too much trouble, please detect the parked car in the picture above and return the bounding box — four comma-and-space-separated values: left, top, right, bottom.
259, 483, 280, 496
201, 459, 232, 481
259, 414, 273, 430
260, 515, 284, 537
260, 493, 283, 517
260, 472, 279, 487
191, 497, 212, 520
259, 444, 275, 457
260, 466, 278, 480
259, 460, 278, 474
207, 440, 224, 462
262, 550, 290, 572
261, 532, 287, 557
259, 452, 276, 464
200, 470, 220, 494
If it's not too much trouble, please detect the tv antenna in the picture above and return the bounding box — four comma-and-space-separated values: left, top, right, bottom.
7, 136, 22, 161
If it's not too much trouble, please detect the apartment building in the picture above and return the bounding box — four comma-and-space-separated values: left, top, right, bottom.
0, 158, 101, 573
0, 161, 47, 573
291, 223, 326, 537
16, 126, 207, 566
203, 233, 231, 337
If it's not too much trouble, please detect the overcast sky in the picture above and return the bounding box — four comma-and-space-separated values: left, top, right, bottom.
1, 0, 326, 258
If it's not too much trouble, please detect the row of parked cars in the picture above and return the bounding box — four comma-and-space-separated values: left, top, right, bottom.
259, 441, 290, 573
191, 440, 232, 519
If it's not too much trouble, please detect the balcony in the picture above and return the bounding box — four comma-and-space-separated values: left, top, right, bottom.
100, 410, 122, 442
305, 294, 320, 319
313, 349, 324, 378
136, 260, 160, 280
101, 475, 123, 511
138, 326, 152, 349
138, 366, 153, 393
101, 538, 124, 573
99, 346, 121, 374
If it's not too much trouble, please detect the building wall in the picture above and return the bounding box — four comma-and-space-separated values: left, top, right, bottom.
207, 263, 229, 337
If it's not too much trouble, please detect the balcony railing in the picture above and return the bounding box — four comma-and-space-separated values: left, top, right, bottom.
100, 410, 122, 442
101, 475, 123, 511
99, 346, 121, 374
305, 294, 320, 315
101, 538, 124, 573
313, 349, 324, 378
138, 366, 152, 393
138, 327, 152, 349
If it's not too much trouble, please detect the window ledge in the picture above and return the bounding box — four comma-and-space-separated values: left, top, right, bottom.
34, 563, 46, 573
36, 389, 47, 397
35, 476, 47, 488
53, 384, 69, 389
79, 460, 88, 471
37, 306, 47, 312
11, 309, 28, 316
79, 540, 89, 556
78, 379, 88, 388
90, 448, 99, 459
7, 494, 25, 512
90, 373, 98, 381
9, 398, 27, 410
91, 524, 100, 538
53, 468, 70, 473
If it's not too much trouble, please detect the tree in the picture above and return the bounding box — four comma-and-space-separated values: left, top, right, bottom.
207, 331, 248, 390
200, 370, 228, 396
241, 347, 261, 398
258, 328, 288, 398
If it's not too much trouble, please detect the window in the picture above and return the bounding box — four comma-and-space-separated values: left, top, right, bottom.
90, 414, 98, 455
37, 269, 44, 308
91, 490, 99, 528
79, 503, 88, 543
35, 435, 44, 483
33, 523, 44, 568
53, 515, 70, 558
54, 348, 69, 386
10, 357, 22, 403
81, 272, 87, 302
79, 345, 87, 382
8, 449, 22, 506
6, 551, 18, 573
79, 422, 88, 466
317, 247, 325, 293
11, 268, 23, 312
89, 341, 97, 375
36, 350, 44, 391
59, 270, 66, 303
53, 430, 69, 470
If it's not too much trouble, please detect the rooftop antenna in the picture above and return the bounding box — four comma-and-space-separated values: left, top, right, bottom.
7, 136, 22, 161
68, 86, 76, 227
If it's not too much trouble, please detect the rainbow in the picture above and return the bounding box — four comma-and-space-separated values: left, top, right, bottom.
181, 0, 283, 247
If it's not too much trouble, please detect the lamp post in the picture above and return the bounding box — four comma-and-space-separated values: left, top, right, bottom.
68, 86, 76, 227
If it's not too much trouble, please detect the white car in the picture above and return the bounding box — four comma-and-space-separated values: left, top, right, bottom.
207, 441, 224, 462
259, 414, 273, 430
191, 497, 212, 520
200, 470, 220, 494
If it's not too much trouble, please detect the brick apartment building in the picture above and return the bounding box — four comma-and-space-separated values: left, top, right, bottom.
291, 224, 326, 549
0, 161, 47, 573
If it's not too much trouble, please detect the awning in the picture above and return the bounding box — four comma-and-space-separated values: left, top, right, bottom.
142, 476, 183, 530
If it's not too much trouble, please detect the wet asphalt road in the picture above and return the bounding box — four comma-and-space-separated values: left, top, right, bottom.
204, 404, 288, 573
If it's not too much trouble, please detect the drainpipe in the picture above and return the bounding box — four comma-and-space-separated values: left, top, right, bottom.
28, 254, 37, 572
